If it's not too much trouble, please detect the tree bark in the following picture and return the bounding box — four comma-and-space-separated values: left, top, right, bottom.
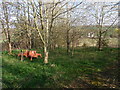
66, 2, 71, 54
2, 2, 12, 54
67, 30, 70, 54
71, 42, 75, 56
8, 42, 12, 54
98, 30, 102, 51
44, 19, 49, 64
20, 50, 24, 61
44, 45, 48, 63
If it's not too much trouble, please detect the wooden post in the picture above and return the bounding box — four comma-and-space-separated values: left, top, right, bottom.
21, 50, 23, 61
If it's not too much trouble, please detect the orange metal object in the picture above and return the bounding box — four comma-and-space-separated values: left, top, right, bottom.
18, 50, 42, 61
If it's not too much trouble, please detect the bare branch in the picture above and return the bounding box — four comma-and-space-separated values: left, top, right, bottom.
101, 16, 118, 34
53, 2, 82, 19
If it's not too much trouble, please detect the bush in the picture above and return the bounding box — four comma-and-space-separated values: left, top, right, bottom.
82, 43, 87, 47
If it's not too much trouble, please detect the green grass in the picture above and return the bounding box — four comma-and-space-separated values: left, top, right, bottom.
2, 47, 119, 88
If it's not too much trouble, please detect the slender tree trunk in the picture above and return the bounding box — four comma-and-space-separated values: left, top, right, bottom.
38, 2, 49, 63
27, 2, 32, 49
67, 29, 70, 54
44, 44, 48, 63
7, 28, 12, 54
71, 42, 75, 56
44, 19, 49, 64
2, 2, 12, 54
98, 31, 102, 51
20, 50, 23, 61
27, 32, 32, 49
117, 1, 120, 87
29, 37, 32, 49
71, 31, 76, 56
8, 42, 12, 54
66, 2, 71, 54
1, 21, 12, 54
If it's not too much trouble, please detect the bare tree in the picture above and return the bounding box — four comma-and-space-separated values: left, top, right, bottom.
1, 1, 12, 54
30, 0, 82, 63
1, 0, 82, 62
84, 2, 118, 50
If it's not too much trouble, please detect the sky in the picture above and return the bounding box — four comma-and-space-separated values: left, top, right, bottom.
0, 0, 119, 26
0, 0, 119, 3
41, 0, 119, 3
86, 0, 118, 1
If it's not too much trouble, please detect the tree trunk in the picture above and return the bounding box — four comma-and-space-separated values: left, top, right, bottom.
66, 3, 71, 54
29, 36, 32, 49
71, 45, 74, 56
2, 2, 12, 54
44, 45, 48, 64
8, 42, 12, 54
67, 30, 70, 54
117, 2, 120, 87
7, 25, 12, 54
67, 42, 70, 54
27, 3, 32, 49
71, 41, 75, 56
98, 31, 102, 51
20, 50, 23, 61
44, 19, 49, 64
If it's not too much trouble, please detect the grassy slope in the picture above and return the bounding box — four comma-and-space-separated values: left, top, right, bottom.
2, 47, 119, 88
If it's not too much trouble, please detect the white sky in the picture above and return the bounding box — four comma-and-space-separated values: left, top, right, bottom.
0, 0, 119, 3
85, 0, 119, 2
41, 0, 119, 2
